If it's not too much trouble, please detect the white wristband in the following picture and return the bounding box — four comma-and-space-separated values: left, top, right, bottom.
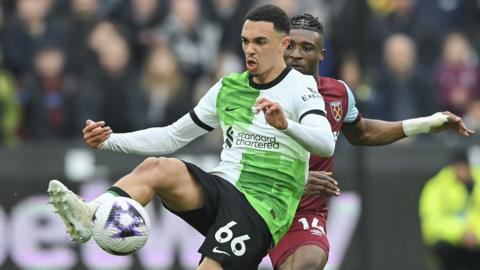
402, 112, 449, 136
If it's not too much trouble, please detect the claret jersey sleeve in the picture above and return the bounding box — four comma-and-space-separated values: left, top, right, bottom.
338, 80, 361, 124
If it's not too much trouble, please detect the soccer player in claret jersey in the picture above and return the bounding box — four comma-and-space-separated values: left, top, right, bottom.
47, 5, 336, 270
267, 13, 475, 270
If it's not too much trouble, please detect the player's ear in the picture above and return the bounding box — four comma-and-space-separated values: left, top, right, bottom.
281, 36, 291, 51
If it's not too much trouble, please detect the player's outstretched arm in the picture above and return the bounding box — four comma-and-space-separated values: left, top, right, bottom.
83, 79, 221, 154
341, 118, 404, 146
255, 97, 335, 157
82, 114, 212, 155
342, 111, 474, 146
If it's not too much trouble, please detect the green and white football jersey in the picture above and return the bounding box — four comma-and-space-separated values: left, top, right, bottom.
191, 67, 327, 243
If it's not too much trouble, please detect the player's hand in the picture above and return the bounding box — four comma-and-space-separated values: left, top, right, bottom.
255, 97, 288, 130
83, 119, 112, 149
432, 111, 475, 136
304, 171, 340, 197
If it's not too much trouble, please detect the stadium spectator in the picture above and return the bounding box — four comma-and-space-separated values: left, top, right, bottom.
464, 0, 480, 52
415, 0, 468, 36
207, 0, 253, 57
154, 0, 221, 83
66, 0, 101, 76
3, 0, 70, 76
0, 3, 21, 147
328, 0, 367, 75
434, 32, 479, 117
338, 53, 374, 115
0, 67, 21, 147
18, 44, 81, 139
371, 33, 435, 121
83, 35, 148, 133
87, 19, 122, 54
419, 149, 480, 270
365, 0, 442, 68
110, 0, 169, 65
142, 43, 191, 126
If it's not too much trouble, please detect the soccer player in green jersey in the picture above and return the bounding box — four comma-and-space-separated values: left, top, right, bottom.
47, 5, 336, 270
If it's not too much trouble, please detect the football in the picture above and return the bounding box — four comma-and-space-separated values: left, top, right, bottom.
92, 197, 150, 255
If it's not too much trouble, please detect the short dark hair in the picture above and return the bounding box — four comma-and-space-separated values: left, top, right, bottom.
290, 13, 324, 36
245, 4, 290, 34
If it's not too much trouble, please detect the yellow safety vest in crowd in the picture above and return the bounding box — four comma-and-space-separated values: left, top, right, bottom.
419, 166, 480, 246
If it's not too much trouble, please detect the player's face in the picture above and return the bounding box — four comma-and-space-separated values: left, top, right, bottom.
284, 29, 324, 76
241, 20, 290, 77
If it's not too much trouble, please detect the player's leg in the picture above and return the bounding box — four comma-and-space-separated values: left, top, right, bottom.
269, 213, 329, 270
111, 157, 204, 211
164, 162, 271, 269
48, 157, 204, 242
279, 245, 327, 270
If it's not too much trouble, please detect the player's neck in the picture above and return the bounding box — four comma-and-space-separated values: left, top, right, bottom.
311, 64, 320, 81
252, 62, 287, 85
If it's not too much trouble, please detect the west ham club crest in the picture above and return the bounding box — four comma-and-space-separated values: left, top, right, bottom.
329, 101, 343, 122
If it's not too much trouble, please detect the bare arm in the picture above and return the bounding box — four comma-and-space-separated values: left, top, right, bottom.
342, 118, 405, 146
342, 111, 474, 146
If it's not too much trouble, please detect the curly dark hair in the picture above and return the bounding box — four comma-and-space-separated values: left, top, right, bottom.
290, 13, 324, 36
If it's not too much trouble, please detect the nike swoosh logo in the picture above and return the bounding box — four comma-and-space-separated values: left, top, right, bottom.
212, 246, 230, 256
225, 106, 239, 112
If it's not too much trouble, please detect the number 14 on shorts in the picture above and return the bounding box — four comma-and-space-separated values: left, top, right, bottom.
214, 221, 251, 256
298, 217, 325, 237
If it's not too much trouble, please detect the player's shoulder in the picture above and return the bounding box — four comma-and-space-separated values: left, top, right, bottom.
221, 71, 250, 87
287, 68, 317, 84
318, 77, 350, 99
318, 77, 348, 91
284, 68, 317, 95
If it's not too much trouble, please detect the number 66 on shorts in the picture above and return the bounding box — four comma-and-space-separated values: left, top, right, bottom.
214, 221, 251, 256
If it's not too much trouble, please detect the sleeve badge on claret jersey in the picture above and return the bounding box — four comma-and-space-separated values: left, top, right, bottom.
329, 101, 343, 123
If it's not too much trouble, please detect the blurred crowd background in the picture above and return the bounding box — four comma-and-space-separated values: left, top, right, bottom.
0, 0, 479, 147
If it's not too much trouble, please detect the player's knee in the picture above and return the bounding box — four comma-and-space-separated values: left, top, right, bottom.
133, 157, 173, 188
135, 157, 164, 174
294, 257, 326, 270
291, 246, 327, 270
